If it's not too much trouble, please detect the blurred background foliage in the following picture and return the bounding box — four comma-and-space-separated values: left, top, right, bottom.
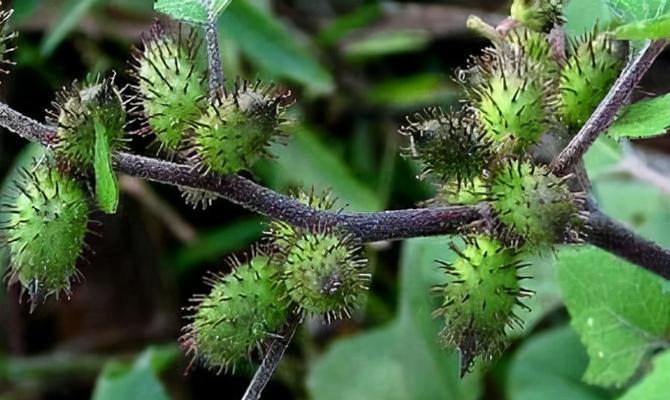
0, 0, 669, 399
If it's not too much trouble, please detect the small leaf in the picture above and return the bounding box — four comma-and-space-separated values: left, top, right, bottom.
507, 325, 611, 400
557, 246, 670, 387
615, 14, 670, 39
94, 120, 119, 214
607, 94, 670, 139
92, 345, 178, 400
154, 0, 233, 24
618, 350, 670, 400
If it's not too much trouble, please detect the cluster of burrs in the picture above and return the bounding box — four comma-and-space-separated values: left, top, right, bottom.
400, 0, 626, 373
182, 190, 371, 373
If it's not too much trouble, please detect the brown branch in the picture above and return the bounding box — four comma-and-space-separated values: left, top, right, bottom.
0, 102, 480, 243
2, 102, 670, 280
585, 209, 670, 280
551, 40, 667, 176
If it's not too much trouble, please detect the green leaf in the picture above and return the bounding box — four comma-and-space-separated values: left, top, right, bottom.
618, 350, 670, 400
606, 0, 670, 23
557, 246, 670, 388
40, 0, 101, 56
92, 345, 178, 400
94, 121, 119, 214
261, 125, 382, 212
615, 14, 670, 39
607, 95, 670, 139
307, 237, 481, 400
507, 325, 611, 400
155, 0, 232, 24
219, 0, 333, 95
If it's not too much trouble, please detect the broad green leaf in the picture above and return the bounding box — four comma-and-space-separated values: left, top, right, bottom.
557, 246, 670, 387
607, 95, 670, 139
618, 350, 670, 400
168, 217, 265, 272
507, 325, 611, 400
92, 345, 177, 400
40, 0, 101, 56
606, 0, 670, 23
261, 125, 382, 212
220, 0, 334, 95
307, 323, 414, 400
615, 14, 670, 39
307, 237, 481, 400
94, 121, 119, 214
344, 30, 431, 60
155, 0, 233, 24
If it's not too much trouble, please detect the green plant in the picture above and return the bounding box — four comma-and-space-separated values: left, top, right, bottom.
1, 0, 670, 399
0, 161, 89, 302
433, 236, 532, 373
183, 254, 290, 372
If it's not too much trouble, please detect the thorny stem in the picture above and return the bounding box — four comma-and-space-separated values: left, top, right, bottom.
202, 0, 225, 97
0, 102, 481, 241
550, 40, 668, 176
242, 312, 302, 400
1, 101, 669, 280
